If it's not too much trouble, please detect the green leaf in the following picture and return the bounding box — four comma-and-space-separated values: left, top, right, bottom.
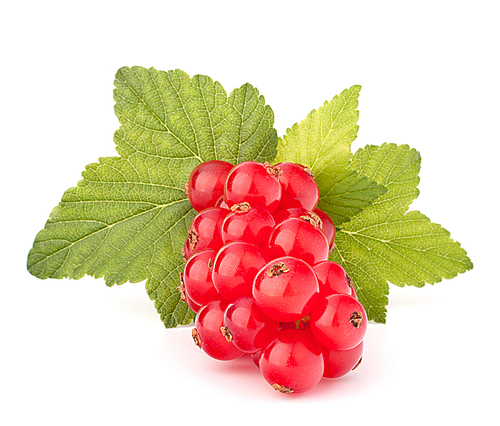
27, 66, 278, 328
274, 85, 386, 225
331, 143, 473, 323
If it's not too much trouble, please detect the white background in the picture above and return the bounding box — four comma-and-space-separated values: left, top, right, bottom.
1, 1, 499, 425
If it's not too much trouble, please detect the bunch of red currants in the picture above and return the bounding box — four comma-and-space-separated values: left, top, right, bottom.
179, 160, 367, 394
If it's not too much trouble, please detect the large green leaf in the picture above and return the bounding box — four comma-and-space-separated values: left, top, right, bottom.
331, 143, 473, 323
274, 85, 386, 225
27, 66, 278, 327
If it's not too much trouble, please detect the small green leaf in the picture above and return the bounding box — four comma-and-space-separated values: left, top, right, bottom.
27, 67, 278, 328
331, 143, 473, 323
275, 85, 386, 225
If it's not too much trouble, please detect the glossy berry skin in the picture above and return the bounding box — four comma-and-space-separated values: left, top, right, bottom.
275, 162, 319, 211
313, 208, 336, 249
267, 217, 329, 266
253, 256, 320, 322
222, 205, 275, 246
309, 294, 367, 350
183, 249, 219, 306
224, 161, 282, 213
223, 296, 279, 353
313, 260, 351, 297
183, 207, 229, 260
187, 160, 234, 212
212, 242, 268, 301
260, 329, 324, 394
193, 299, 244, 361
322, 341, 363, 378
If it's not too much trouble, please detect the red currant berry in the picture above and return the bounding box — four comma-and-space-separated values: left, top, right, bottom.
193, 299, 244, 361
275, 162, 319, 211
186, 160, 234, 212
260, 329, 324, 394
183, 249, 219, 306
183, 207, 229, 259
267, 217, 329, 266
222, 203, 275, 246
309, 294, 367, 350
313, 208, 336, 250
212, 242, 268, 301
224, 161, 282, 213
253, 256, 320, 322
222, 296, 279, 353
313, 260, 351, 297
322, 341, 364, 378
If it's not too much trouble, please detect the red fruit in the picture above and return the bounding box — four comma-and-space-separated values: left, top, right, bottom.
309, 294, 367, 350
183, 207, 229, 259
183, 249, 219, 306
224, 161, 282, 213
275, 162, 319, 211
212, 242, 268, 301
267, 217, 329, 266
322, 341, 364, 378
186, 160, 234, 212
222, 296, 279, 353
260, 329, 324, 394
253, 256, 320, 322
193, 299, 244, 361
222, 203, 275, 246
313, 260, 351, 297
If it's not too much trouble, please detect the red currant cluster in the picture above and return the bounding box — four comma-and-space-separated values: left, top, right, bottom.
179, 160, 367, 394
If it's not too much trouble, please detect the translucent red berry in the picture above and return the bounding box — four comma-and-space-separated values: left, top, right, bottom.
183, 249, 219, 306
183, 207, 229, 259
212, 242, 268, 301
186, 160, 234, 212
260, 329, 324, 394
309, 294, 367, 350
313, 260, 351, 297
222, 203, 275, 246
222, 296, 279, 353
224, 161, 282, 213
193, 299, 244, 361
253, 256, 320, 322
275, 162, 319, 211
322, 341, 364, 378
267, 217, 329, 266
